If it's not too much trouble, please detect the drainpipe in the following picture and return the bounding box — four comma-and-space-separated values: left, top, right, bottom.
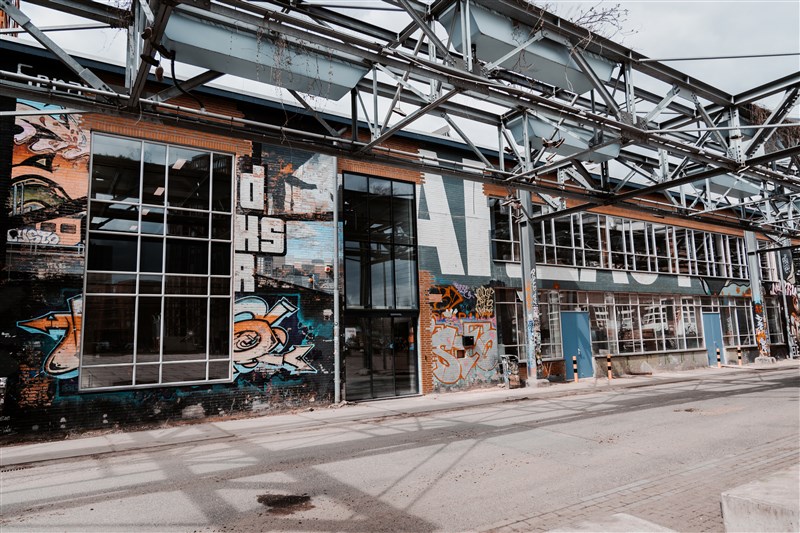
333, 165, 341, 404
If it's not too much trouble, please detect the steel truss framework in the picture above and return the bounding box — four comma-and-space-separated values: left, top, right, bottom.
2, 0, 800, 238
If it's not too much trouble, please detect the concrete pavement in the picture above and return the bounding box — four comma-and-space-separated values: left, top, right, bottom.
2, 359, 798, 468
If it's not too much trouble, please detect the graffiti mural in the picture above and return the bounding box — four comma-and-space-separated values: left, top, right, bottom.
235, 163, 287, 293
431, 321, 497, 385
429, 284, 498, 386
475, 286, 495, 317
15, 294, 319, 380
233, 295, 316, 376
790, 294, 800, 359
753, 303, 770, 357
16, 295, 82, 378
236, 151, 336, 293
9, 102, 88, 272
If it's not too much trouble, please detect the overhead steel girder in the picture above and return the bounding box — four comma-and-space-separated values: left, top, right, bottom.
150, 69, 223, 103
21, 0, 130, 27
395, 0, 455, 65
169, 0, 783, 185
660, 72, 800, 131
202, 0, 692, 147
0, 0, 113, 93
0, 71, 790, 236
531, 144, 800, 225
358, 90, 461, 153
8, 0, 799, 234
450, 0, 730, 107
569, 47, 624, 121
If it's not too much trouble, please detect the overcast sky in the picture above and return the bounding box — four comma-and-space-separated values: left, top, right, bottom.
12, 0, 800, 117
609, 1, 799, 97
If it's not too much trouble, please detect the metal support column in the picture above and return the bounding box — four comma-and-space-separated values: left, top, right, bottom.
519, 191, 541, 383
776, 242, 797, 358
745, 231, 773, 362
333, 163, 342, 403
518, 111, 541, 383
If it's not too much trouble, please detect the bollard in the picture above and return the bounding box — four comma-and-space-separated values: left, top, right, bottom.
716, 347, 721, 368
607, 353, 612, 380
737, 345, 742, 366
572, 355, 578, 383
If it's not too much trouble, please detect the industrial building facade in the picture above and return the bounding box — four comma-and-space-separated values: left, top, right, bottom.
1, 44, 798, 436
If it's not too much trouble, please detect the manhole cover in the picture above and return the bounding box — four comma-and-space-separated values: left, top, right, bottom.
256, 493, 314, 515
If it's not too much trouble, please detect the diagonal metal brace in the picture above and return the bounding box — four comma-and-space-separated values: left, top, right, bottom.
745, 86, 800, 157
692, 94, 729, 151
289, 90, 341, 138
396, 0, 455, 66
151, 70, 223, 103
570, 47, 623, 121
440, 112, 495, 170
358, 90, 460, 154
0, 0, 114, 94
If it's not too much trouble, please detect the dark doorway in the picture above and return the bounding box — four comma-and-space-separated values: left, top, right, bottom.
343, 315, 418, 400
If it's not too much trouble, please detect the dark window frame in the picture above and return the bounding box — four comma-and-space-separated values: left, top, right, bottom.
342, 173, 419, 311
80, 133, 234, 390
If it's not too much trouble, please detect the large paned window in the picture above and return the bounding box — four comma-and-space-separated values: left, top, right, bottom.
343, 174, 417, 310
495, 288, 525, 357
490, 199, 521, 262
759, 242, 779, 282
80, 134, 233, 390
491, 201, 752, 280
720, 298, 755, 347
765, 296, 785, 344
539, 291, 561, 358
541, 291, 757, 357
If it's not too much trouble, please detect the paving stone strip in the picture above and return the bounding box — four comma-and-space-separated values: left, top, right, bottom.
483, 434, 799, 532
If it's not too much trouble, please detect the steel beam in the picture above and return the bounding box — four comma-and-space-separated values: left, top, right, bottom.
289, 90, 341, 138
440, 112, 495, 170
396, 0, 455, 65
0, 0, 113, 93
21, 0, 129, 27
151, 70, 223, 103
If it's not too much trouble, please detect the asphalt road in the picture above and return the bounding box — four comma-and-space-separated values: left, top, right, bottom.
1, 368, 798, 532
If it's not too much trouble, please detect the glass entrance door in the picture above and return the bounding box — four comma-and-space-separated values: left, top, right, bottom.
343, 315, 418, 400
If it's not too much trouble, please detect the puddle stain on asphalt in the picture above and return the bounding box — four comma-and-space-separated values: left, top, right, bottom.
256, 494, 314, 515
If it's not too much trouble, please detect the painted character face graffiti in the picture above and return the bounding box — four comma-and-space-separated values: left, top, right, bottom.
233, 296, 316, 375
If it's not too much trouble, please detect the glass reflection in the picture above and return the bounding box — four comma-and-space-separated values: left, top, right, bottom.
91, 135, 141, 203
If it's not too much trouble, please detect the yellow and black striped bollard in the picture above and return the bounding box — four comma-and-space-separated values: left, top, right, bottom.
607, 354, 612, 380
572, 355, 578, 383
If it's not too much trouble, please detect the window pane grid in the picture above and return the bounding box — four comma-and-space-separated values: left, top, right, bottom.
343, 174, 418, 310
490, 205, 752, 281
81, 134, 233, 390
